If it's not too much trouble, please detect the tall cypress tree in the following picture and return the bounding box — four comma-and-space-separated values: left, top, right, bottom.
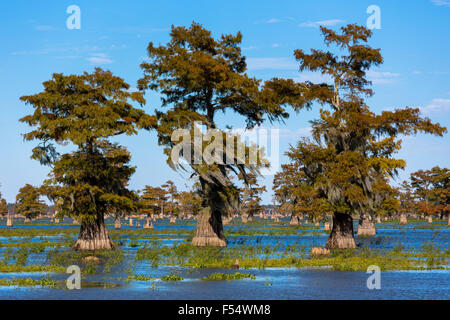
20, 68, 155, 250
279, 24, 446, 248
138, 22, 289, 246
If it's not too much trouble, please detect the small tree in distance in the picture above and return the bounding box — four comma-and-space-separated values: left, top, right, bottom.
0, 187, 8, 218
15, 184, 46, 222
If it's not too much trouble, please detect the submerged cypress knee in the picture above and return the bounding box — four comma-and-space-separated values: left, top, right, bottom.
357, 214, 376, 237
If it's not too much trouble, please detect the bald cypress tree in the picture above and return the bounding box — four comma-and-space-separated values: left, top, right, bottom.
240, 172, 266, 221
15, 184, 46, 222
20, 68, 155, 250
138, 22, 288, 246
282, 24, 446, 248
0, 189, 8, 218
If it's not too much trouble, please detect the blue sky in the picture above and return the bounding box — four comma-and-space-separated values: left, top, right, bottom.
0, 0, 449, 203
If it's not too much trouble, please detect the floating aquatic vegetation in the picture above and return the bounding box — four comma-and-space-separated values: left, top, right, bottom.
161, 273, 184, 281
201, 272, 256, 281
0, 275, 57, 288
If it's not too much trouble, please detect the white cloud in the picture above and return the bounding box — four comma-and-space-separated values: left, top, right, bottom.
279, 127, 312, 140
366, 71, 400, 84
35, 25, 56, 31
430, 0, 450, 7
246, 57, 298, 70
10, 43, 107, 56
107, 26, 169, 34
298, 19, 344, 28
420, 98, 450, 114
86, 53, 113, 65
266, 18, 282, 23
254, 18, 284, 24
412, 70, 450, 75
294, 72, 332, 84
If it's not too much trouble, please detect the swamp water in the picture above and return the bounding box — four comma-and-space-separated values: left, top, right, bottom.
0, 218, 448, 300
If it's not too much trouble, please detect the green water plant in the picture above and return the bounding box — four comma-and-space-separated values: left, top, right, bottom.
201, 272, 256, 281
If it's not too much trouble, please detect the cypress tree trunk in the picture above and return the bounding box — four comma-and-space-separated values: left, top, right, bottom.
114, 215, 121, 229
400, 213, 407, 225
357, 214, 376, 236
24, 217, 32, 223
325, 212, 357, 249
73, 214, 114, 250
6, 215, 13, 227
144, 216, 151, 229
290, 214, 300, 225
192, 207, 226, 247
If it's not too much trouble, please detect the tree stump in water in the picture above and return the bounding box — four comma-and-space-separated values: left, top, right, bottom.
82, 256, 101, 265
400, 214, 407, 225
311, 247, 330, 257
357, 215, 376, 236
129, 218, 133, 227
143, 217, 151, 229
114, 216, 121, 229
427, 216, 433, 223
6, 216, 13, 227
376, 216, 381, 224
54, 218, 59, 224
24, 217, 32, 223
231, 259, 239, 270
192, 207, 226, 247
290, 215, 300, 225
323, 222, 331, 231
